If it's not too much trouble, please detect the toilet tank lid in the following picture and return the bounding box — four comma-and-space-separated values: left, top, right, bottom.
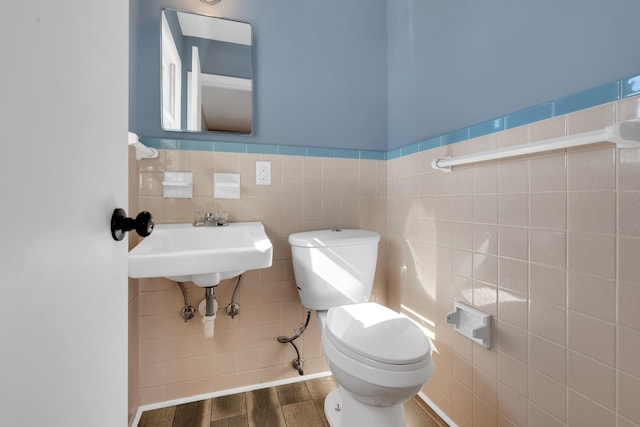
288, 229, 380, 248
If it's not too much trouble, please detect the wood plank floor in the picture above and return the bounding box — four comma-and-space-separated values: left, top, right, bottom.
138, 376, 448, 427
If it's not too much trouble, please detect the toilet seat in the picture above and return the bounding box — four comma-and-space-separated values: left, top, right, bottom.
325, 302, 430, 370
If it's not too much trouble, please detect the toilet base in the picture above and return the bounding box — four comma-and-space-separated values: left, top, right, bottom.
324, 387, 405, 427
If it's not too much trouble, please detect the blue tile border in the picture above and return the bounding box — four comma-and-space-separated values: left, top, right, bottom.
178, 139, 213, 151
278, 145, 307, 156
505, 102, 553, 129
623, 75, 640, 98
141, 138, 178, 150
442, 128, 470, 145
419, 137, 441, 152
387, 147, 402, 160
139, 72, 639, 161
215, 141, 246, 153
306, 147, 335, 158
470, 118, 504, 139
247, 143, 278, 154
554, 81, 620, 116
360, 150, 386, 160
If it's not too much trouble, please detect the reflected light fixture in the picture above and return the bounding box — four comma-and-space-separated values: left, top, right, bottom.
200, 0, 221, 4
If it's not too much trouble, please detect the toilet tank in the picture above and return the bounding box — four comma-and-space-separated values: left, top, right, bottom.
288, 229, 380, 310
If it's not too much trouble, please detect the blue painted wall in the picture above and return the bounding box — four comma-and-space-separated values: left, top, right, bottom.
131, 0, 640, 152
387, 0, 640, 149
131, 0, 388, 151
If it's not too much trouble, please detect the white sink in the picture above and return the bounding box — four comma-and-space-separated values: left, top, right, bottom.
128, 221, 273, 287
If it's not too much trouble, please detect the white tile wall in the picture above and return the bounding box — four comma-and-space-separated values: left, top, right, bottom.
388, 97, 640, 426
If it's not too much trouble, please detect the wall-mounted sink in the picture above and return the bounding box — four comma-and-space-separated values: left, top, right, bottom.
128, 221, 273, 287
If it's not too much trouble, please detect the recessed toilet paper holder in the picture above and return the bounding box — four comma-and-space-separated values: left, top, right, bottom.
445, 301, 492, 349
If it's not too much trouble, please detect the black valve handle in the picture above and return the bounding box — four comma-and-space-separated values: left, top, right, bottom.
110, 208, 154, 241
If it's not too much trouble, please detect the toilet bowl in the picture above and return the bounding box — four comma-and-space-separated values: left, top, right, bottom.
318, 303, 433, 426
288, 229, 434, 427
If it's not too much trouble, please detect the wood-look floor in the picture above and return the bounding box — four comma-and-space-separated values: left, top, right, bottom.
138, 376, 448, 427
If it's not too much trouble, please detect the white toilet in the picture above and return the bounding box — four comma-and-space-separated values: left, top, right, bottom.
288, 229, 434, 427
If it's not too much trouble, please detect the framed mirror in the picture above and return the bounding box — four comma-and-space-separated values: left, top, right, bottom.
161, 9, 253, 134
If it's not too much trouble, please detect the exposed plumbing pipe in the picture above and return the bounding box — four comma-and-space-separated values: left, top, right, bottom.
201, 287, 218, 338
225, 274, 242, 318
177, 282, 195, 322
204, 287, 216, 316
278, 310, 311, 375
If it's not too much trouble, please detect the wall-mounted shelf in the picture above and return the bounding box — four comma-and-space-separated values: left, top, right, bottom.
445, 301, 491, 349
432, 119, 640, 172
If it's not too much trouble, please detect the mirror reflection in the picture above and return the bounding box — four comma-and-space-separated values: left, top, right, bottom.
161, 9, 253, 134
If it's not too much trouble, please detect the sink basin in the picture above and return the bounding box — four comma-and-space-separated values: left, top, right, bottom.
128, 221, 273, 286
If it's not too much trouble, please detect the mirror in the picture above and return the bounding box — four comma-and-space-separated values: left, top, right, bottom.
161, 9, 253, 134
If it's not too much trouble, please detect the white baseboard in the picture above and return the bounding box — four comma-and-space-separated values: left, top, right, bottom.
131, 373, 457, 427
417, 391, 457, 427
130, 371, 333, 427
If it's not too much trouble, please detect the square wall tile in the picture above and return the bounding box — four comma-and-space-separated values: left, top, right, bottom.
568, 351, 616, 410
498, 194, 529, 227
498, 351, 528, 398
530, 230, 566, 269
529, 367, 567, 422
530, 152, 567, 193
568, 272, 615, 322
529, 264, 567, 307
473, 366, 497, 407
620, 237, 640, 285
473, 224, 498, 255
497, 288, 528, 329
452, 196, 473, 222
451, 380, 473, 420
498, 158, 528, 193
498, 383, 528, 427
473, 164, 498, 195
473, 344, 498, 378
567, 191, 616, 234
529, 334, 566, 384
619, 191, 640, 237
567, 147, 615, 191
566, 103, 616, 135
618, 326, 640, 378
568, 390, 616, 427
452, 352, 473, 389
496, 320, 528, 364
498, 257, 528, 295
473, 393, 498, 427
473, 254, 498, 286
567, 311, 616, 367
568, 232, 616, 279
618, 372, 640, 424
529, 116, 566, 143
498, 226, 528, 261
619, 93, 640, 119
473, 194, 498, 224
530, 192, 566, 230
452, 167, 474, 195
530, 300, 566, 346
530, 403, 566, 427
619, 149, 640, 190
